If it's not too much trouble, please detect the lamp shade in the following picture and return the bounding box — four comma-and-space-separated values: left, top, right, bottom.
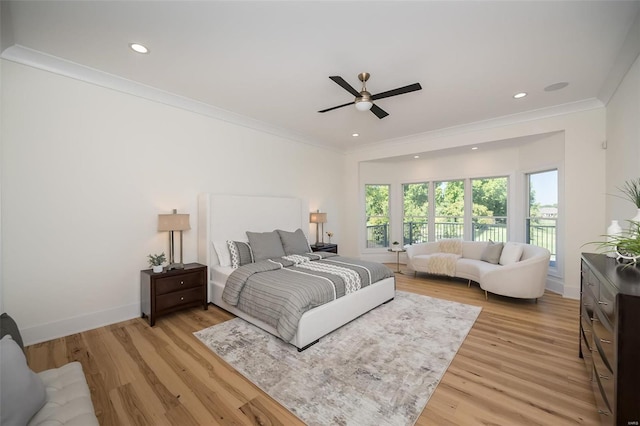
158, 213, 190, 231
309, 212, 327, 224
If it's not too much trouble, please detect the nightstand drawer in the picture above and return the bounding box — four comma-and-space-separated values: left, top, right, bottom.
156, 287, 203, 312
155, 271, 202, 295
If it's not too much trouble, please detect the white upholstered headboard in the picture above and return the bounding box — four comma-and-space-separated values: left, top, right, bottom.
197, 194, 307, 267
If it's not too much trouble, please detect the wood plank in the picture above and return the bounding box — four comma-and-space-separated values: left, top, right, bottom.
24, 267, 600, 425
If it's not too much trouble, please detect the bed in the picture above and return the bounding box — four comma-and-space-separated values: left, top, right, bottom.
197, 194, 396, 350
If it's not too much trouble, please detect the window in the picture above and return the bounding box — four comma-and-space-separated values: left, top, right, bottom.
472, 177, 508, 242
527, 170, 557, 266
434, 180, 464, 239
365, 184, 390, 248
403, 183, 428, 245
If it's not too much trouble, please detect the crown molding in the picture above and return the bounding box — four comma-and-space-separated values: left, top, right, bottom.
346, 97, 604, 156
1, 45, 338, 153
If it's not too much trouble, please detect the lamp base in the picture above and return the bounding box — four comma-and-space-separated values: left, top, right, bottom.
167, 262, 185, 270
314, 242, 325, 247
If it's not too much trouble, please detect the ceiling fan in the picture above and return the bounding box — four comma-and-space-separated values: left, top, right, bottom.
318, 72, 422, 119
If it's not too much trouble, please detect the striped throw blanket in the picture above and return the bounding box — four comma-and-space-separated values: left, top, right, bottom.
222, 253, 394, 342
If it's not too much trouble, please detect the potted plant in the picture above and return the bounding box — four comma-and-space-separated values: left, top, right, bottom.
391, 241, 401, 251
591, 221, 640, 264
618, 178, 640, 224
148, 252, 166, 273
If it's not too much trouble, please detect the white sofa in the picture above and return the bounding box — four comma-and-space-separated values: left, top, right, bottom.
1, 313, 99, 426
405, 240, 551, 300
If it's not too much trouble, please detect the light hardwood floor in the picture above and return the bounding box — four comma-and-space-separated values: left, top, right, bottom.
26, 267, 600, 425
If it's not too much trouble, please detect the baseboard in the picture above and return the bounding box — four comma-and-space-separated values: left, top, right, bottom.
21, 303, 141, 346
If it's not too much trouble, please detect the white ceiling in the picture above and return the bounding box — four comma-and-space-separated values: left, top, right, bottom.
2, 1, 639, 152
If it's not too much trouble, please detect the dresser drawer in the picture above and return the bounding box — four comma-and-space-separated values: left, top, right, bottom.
582, 263, 599, 300
580, 328, 593, 377
155, 271, 203, 295
156, 287, 203, 312
592, 364, 614, 425
593, 344, 614, 410
592, 310, 614, 372
596, 280, 617, 326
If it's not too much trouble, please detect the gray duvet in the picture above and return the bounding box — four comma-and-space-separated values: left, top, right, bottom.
222, 252, 394, 342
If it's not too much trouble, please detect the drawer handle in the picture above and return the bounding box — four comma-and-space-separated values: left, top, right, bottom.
180, 297, 184, 301
597, 409, 610, 416
599, 338, 611, 344
180, 281, 184, 285
590, 317, 598, 322
597, 301, 607, 306
598, 373, 610, 380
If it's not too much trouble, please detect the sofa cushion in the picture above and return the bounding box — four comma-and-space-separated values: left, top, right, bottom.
461, 241, 488, 260
1, 335, 47, 426
500, 242, 524, 265
481, 241, 504, 264
1, 312, 25, 353
456, 258, 501, 279
28, 361, 99, 426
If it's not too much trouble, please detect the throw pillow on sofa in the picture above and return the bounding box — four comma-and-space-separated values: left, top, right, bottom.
500, 242, 524, 265
1, 312, 25, 353
1, 335, 47, 425
481, 240, 504, 264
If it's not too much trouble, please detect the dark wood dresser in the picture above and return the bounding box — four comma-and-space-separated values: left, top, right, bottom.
580, 253, 640, 425
141, 263, 208, 326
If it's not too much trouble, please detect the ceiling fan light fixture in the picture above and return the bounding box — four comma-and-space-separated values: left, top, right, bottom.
355, 91, 373, 111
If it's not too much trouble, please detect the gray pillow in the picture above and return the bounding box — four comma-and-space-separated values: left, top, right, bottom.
246, 231, 286, 261
227, 241, 254, 269
0, 335, 47, 425
481, 240, 504, 264
1, 313, 24, 353
277, 228, 311, 255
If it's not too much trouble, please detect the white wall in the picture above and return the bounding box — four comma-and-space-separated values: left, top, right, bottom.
606, 54, 640, 225
343, 108, 606, 300
1, 60, 345, 344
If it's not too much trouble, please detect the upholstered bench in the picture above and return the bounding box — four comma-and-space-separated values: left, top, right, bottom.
1, 313, 99, 426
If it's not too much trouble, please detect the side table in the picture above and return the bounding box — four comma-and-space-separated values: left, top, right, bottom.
387, 248, 406, 274
310, 243, 338, 254
141, 262, 208, 326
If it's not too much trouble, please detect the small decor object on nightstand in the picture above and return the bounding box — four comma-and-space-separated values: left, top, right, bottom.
326, 231, 334, 244
148, 253, 166, 273
391, 241, 402, 251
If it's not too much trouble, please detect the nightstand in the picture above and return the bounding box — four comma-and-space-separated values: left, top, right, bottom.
310, 243, 338, 254
141, 263, 208, 326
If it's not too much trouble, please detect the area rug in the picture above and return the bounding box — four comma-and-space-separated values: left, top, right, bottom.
194, 291, 481, 426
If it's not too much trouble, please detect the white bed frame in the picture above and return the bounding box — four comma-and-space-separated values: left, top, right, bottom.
197, 193, 396, 350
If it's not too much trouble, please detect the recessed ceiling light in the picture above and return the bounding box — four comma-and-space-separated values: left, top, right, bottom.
352, 133, 359, 137
544, 82, 569, 92
129, 43, 149, 54
414, 155, 420, 159
513, 92, 527, 99
471, 147, 478, 150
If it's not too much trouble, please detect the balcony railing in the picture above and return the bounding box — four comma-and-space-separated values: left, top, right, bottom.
369, 217, 557, 265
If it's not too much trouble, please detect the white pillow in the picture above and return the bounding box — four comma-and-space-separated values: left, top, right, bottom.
500, 242, 524, 265
213, 241, 232, 267
0, 335, 47, 425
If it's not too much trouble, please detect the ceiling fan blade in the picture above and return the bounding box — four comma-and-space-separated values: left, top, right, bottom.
370, 104, 389, 119
318, 101, 355, 113
371, 83, 422, 101
329, 76, 361, 97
